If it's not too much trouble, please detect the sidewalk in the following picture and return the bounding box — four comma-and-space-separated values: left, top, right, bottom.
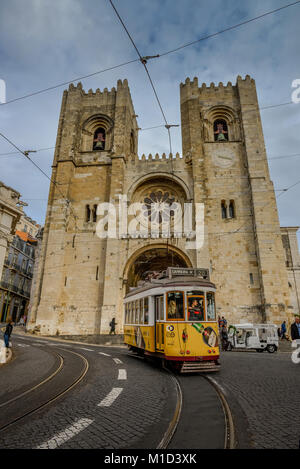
2, 324, 126, 348
278, 339, 294, 353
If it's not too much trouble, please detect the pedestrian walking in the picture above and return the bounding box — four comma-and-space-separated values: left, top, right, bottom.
221, 316, 227, 327
221, 325, 229, 351
291, 316, 300, 341
109, 318, 117, 335
3, 320, 13, 348
281, 321, 288, 340
18, 316, 25, 326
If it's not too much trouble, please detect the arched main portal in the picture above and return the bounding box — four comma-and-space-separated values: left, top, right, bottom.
124, 244, 192, 292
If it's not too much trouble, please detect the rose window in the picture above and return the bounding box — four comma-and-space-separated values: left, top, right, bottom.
142, 191, 178, 223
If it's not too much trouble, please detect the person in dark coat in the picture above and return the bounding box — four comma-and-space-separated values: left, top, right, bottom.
109, 318, 117, 335
291, 316, 300, 341
4, 320, 13, 348
221, 325, 229, 351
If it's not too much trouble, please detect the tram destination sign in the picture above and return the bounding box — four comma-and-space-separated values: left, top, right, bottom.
167, 267, 210, 280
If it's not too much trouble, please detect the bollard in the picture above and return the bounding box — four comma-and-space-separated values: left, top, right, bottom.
0, 346, 7, 364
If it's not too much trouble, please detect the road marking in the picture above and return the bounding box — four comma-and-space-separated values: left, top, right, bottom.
79, 347, 94, 352
98, 388, 123, 407
118, 369, 127, 380
16, 343, 30, 347
36, 418, 94, 449
113, 358, 123, 364
99, 352, 111, 357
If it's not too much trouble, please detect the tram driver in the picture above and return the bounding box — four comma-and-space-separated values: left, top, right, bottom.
188, 298, 204, 321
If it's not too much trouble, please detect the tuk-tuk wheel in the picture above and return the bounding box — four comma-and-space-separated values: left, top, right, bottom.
266, 344, 277, 353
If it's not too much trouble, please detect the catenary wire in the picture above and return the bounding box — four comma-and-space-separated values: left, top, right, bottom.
0, 131, 78, 228
0, 1, 298, 108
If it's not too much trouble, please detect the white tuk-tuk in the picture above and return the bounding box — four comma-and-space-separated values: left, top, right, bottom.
227, 323, 279, 353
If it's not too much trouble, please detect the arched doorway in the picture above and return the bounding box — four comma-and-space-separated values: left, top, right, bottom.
124, 244, 192, 292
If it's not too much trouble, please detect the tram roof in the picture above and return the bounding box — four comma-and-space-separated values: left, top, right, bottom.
124, 276, 216, 299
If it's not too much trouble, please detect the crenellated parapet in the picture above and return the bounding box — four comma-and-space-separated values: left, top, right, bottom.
139, 152, 182, 161
66, 79, 135, 110
180, 74, 256, 104
127, 152, 187, 172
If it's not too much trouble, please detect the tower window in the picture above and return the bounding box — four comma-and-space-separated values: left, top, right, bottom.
130, 131, 135, 153
221, 201, 227, 219
92, 205, 97, 223
86, 205, 91, 222
228, 200, 235, 218
93, 127, 106, 151
250, 273, 254, 285
214, 119, 228, 142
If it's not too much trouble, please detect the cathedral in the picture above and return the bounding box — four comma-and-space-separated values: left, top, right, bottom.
28, 74, 300, 336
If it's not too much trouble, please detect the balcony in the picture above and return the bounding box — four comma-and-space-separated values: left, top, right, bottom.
0, 281, 10, 290
0, 281, 30, 298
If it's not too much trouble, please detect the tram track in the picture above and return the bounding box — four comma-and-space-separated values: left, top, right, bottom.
0, 347, 89, 433
157, 364, 235, 449
204, 375, 236, 449
157, 367, 183, 449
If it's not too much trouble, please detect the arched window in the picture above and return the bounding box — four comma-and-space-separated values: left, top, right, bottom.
92, 205, 97, 223
86, 205, 91, 222
214, 119, 228, 142
93, 127, 106, 151
229, 200, 235, 218
221, 201, 227, 219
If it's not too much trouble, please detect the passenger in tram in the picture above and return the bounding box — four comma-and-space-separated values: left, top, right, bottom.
168, 300, 177, 318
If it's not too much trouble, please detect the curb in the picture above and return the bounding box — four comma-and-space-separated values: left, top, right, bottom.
11, 329, 127, 349
0, 347, 13, 366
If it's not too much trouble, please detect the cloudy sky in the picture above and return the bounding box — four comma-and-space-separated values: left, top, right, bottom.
0, 0, 300, 243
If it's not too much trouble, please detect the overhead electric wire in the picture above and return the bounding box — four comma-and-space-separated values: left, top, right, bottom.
0, 131, 78, 227
0, 59, 139, 106
158, 0, 300, 58
1, 1, 299, 235
226, 174, 300, 238
1, 1, 298, 109
108, 0, 173, 156
0, 146, 55, 158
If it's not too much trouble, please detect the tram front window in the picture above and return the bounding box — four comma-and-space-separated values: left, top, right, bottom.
167, 292, 184, 320
187, 296, 205, 321
207, 292, 216, 321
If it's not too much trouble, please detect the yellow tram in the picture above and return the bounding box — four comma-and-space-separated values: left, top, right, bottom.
124, 267, 220, 373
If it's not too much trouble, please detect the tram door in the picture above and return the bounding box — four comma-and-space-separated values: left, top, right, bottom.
155, 296, 165, 352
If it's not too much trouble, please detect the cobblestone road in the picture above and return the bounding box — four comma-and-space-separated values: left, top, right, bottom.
0, 336, 176, 449
214, 350, 300, 449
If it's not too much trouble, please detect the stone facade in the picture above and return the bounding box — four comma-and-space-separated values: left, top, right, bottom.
0, 182, 23, 282
281, 227, 300, 316
28, 75, 298, 336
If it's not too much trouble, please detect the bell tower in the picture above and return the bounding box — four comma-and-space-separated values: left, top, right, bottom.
29, 80, 139, 336
180, 75, 293, 324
